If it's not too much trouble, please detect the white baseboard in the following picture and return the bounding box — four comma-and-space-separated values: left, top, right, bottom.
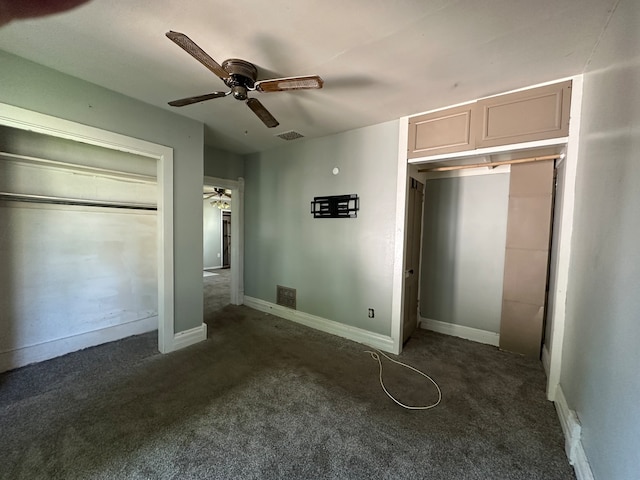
243, 296, 395, 353
172, 323, 207, 351
572, 439, 596, 480
555, 386, 595, 480
542, 344, 551, 377
419, 317, 500, 346
0, 316, 157, 373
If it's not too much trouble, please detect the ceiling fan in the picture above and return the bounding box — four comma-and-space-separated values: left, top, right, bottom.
203, 188, 231, 200
166, 31, 324, 128
204, 188, 232, 209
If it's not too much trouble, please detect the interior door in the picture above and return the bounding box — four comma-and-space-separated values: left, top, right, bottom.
402, 177, 424, 344
222, 211, 231, 267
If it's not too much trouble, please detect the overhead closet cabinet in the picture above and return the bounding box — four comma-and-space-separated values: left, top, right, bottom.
407, 103, 476, 158
407, 80, 572, 158
405, 79, 574, 358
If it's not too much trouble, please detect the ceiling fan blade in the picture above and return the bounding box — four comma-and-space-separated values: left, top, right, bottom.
255, 75, 324, 93
246, 98, 279, 128
168, 92, 229, 107
166, 31, 230, 80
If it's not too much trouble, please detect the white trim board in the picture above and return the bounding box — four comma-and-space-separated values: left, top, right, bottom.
419, 317, 500, 347
172, 323, 208, 351
0, 102, 178, 356
408, 137, 568, 165
390, 116, 410, 355
0, 316, 157, 373
243, 296, 395, 353
542, 344, 551, 377
554, 386, 595, 480
545, 75, 584, 401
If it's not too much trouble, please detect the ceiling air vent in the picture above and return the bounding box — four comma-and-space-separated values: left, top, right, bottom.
276, 130, 304, 141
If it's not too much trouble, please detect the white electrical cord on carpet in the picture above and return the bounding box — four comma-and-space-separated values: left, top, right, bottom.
365, 350, 442, 410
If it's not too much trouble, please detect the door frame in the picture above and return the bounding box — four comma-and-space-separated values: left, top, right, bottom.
204, 175, 244, 305
390, 118, 411, 354
391, 75, 583, 401
0, 102, 176, 354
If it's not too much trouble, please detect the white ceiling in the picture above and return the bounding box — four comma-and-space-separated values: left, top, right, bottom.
0, 0, 617, 154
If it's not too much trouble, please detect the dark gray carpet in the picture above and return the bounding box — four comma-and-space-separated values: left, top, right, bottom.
203, 268, 231, 313
0, 305, 574, 479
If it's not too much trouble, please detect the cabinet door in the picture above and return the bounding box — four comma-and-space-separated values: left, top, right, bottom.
407, 103, 475, 159
476, 80, 572, 148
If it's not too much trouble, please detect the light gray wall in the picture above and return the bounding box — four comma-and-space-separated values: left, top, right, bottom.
560, 0, 640, 478
244, 120, 399, 336
203, 199, 222, 269
419, 173, 509, 333
204, 145, 244, 180
0, 50, 204, 334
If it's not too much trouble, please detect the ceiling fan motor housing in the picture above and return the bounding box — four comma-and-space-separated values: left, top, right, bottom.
223, 59, 258, 100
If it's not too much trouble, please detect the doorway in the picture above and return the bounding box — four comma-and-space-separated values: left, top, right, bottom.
398, 149, 564, 359
202, 176, 244, 316
203, 184, 232, 314
0, 102, 176, 367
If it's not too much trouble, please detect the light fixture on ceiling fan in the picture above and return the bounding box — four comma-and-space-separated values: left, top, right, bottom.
211, 200, 230, 210
204, 188, 231, 210
165, 31, 324, 128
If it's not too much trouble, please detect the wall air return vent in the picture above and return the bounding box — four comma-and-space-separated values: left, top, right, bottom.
276, 285, 297, 309
275, 130, 304, 141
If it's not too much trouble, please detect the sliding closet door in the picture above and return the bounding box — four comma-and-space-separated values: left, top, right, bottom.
499, 160, 555, 357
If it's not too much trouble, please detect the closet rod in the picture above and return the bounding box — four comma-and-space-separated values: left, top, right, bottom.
418, 154, 562, 173
0, 192, 157, 211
